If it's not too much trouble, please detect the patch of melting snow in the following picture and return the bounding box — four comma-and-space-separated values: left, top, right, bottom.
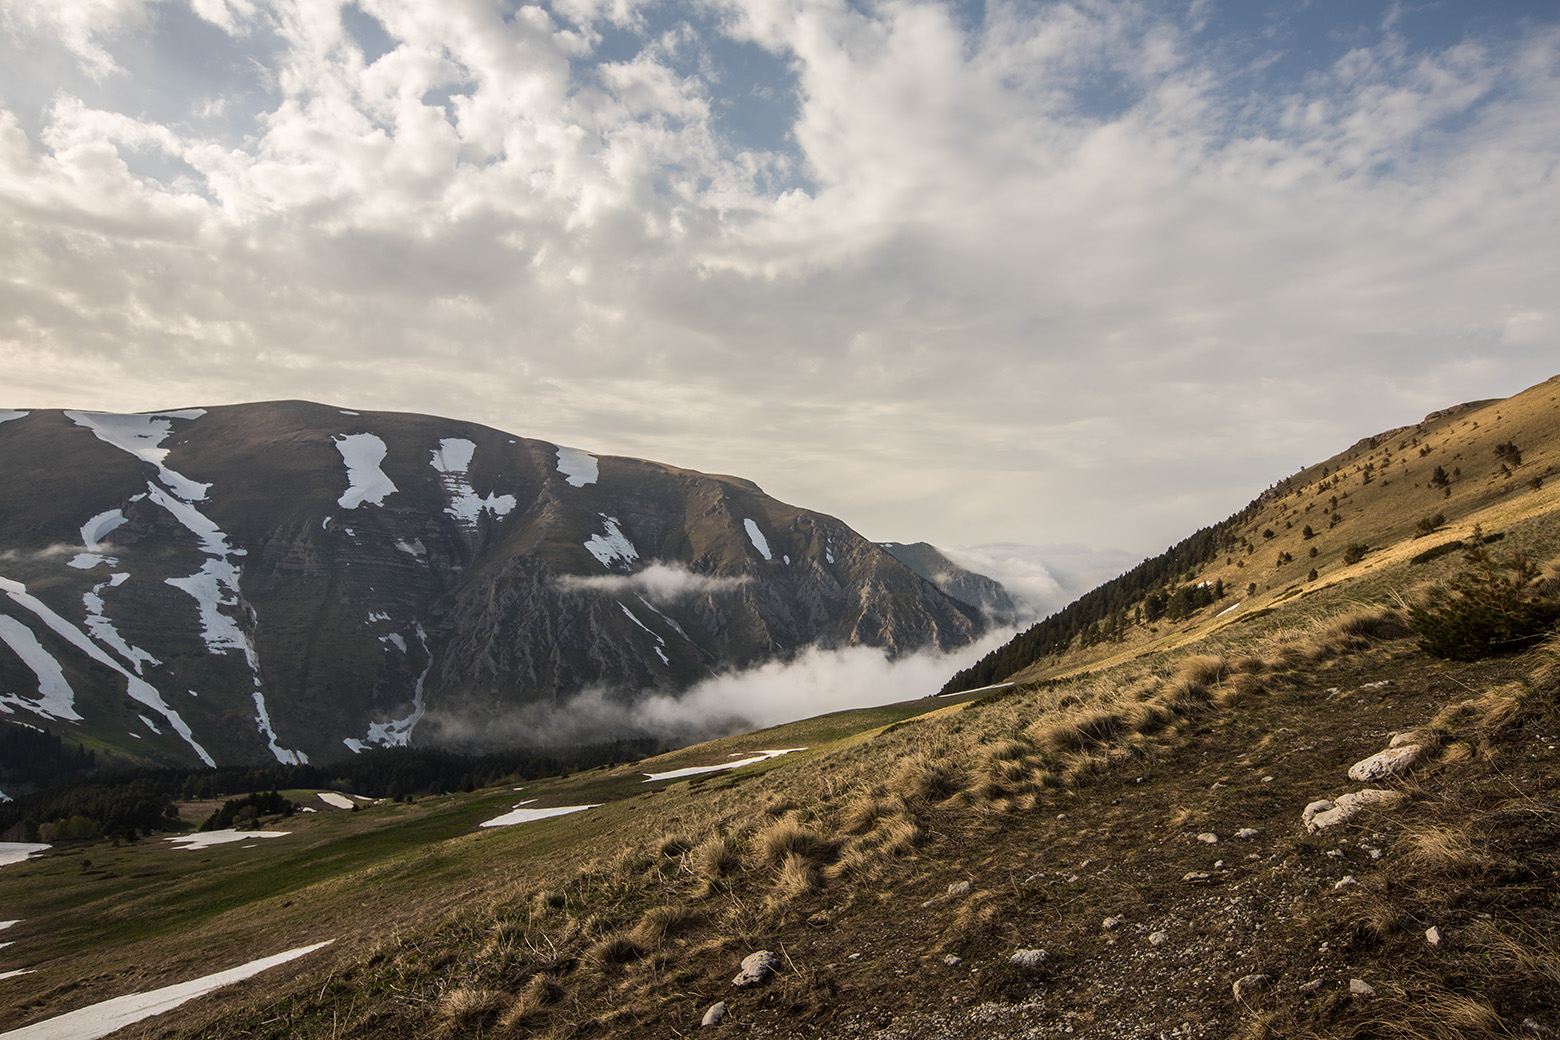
393, 538, 426, 557
64, 410, 211, 501
618, 604, 669, 665
252, 691, 306, 765
84, 575, 160, 675
356, 624, 429, 748
743, 519, 773, 561
1217, 601, 1243, 617
0, 844, 51, 869
480, 804, 599, 829
642, 748, 807, 782
430, 438, 516, 526
80, 510, 128, 551
0, 940, 332, 1040
380, 633, 407, 652
137, 715, 162, 735
317, 792, 354, 809
636, 596, 692, 641
333, 433, 397, 508
555, 446, 598, 487
164, 829, 289, 851
584, 516, 638, 568
0, 409, 27, 424
0, 615, 81, 721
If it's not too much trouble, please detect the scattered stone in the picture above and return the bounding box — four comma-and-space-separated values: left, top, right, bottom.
1056, 813, 1068, 820
944, 954, 962, 967
1197, 832, 1219, 844
733, 950, 779, 988
1182, 871, 1215, 883
1262, 776, 1275, 783
1362, 680, 1393, 689
1235, 827, 1261, 839
1349, 978, 1376, 998
1425, 926, 1442, 947
1213, 860, 1225, 869
947, 881, 972, 898
1389, 731, 1421, 747
1348, 745, 1424, 782
1102, 916, 1124, 930
1149, 931, 1169, 947
701, 1002, 729, 1026
1304, 789, 1403, 833
1009, 949, 1049, 969
1232, 974, 1271, 1001
1326, 849, 1346, 858
1334, 876, 1357, 889
1298, 979, 1324, 995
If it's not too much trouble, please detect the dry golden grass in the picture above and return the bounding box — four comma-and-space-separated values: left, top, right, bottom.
690, 833, 740, 884
435, 987, 506, 1034
1400, 824, 1496, 877
750, 816, 834, 867
626, 905, 698, 949
583, 934, 642, 969
498, 976, 565, 1029
886, 752, 961, 801
1175, 653, 1228, 688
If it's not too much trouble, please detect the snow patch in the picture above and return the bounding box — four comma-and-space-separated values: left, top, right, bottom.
163, 829, 290, 850
0, 410, 27, 424
342, 738, 367, 753
584, 516, 638, 568
253, 691, 307, 765
0, 941, 332, 1040
65, 410, 211, 501
84, 577, 160, 675
381, 633, 407, 652
555, 446, 598, 487
430, 438, 516, 527
642, 748, 806, 782
317, 792, 354, 809
0, 843, 51, 868
394, 538, 426, 557
81, 510, 128, 551
138, 714, 162, 735
743, 519, 773, 561
356, 624, 430, 748
0, 615, 81, 721
333, 433, 397, 508
480, 804, 598, 828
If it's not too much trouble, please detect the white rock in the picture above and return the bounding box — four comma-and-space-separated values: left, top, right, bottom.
1102, 916, 1124, 930
1197, 832, 1219, 844
733, 950, 779, 987
1334, 876, 1357, 889
1305, 790, 1402, 833
947, 880, 972, 897
1235, 828, 1261, 839
1302, 800, 1337, 830
1347, 745, 1424, 782
1425, 926, 1442, 947
1350, 978, 1376, 998
944, 954, 962, 966
1232, 973, 1270, 1001
1009, 949, 1049, 969
1149, 931, 1169, 946
701, 1002, 728, 1026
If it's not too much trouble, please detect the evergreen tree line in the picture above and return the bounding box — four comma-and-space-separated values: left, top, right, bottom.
0, 738, 662, 843
0, 726, 100, 789
940, 498, 1266, 695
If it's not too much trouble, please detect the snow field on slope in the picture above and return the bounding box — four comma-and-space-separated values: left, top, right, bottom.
0, 844, 51, 869
163, 830, 290, 850
430, 438, 516, 526
333, 433, 397, 508
64, 411, 210, 501
0, 941, 332, 1040
480, 804, 600, 828
0, 615, 81, 720
555, 446, 598, 487
585, 516, 638, 568
641, 748, 807, 782
744, 519, 773, 560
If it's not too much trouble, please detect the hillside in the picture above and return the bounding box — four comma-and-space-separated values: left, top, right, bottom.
0, 402, 982, 786
878, 541, 1027, 622
1, 377, 1558, 1040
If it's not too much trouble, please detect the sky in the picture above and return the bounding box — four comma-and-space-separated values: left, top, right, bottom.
2, 0, 1558, 567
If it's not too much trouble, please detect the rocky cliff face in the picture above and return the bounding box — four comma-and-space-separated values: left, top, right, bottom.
0, 402, 981, 773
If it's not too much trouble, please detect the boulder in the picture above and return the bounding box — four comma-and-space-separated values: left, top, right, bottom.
1304, 789, 1402, 833
701, 1002, 728, 1026
1232, 974, 1271, 1001
1009, 949, 1049, 969
733, 950, 779, 988
1347, 745, 1424, 782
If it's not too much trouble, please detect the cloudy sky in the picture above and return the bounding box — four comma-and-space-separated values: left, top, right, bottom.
2, 0, 1557, 563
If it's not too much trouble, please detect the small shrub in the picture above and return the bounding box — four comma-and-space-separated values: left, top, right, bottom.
1342, 543, 1369, 565
1408, 549, 1560, 660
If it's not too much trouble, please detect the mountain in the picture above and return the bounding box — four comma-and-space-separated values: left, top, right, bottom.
878, 541, 1026, 622
0, 402, 982, 782
944, 374, 1560, 693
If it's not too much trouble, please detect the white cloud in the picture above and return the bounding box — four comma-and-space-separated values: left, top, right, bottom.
557, 562, 750, 604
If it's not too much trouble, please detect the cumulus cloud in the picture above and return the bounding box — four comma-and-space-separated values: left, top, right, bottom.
0, 1, 1557, 557
557, 562, 750, 604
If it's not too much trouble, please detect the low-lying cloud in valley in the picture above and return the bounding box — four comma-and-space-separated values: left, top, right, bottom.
556, 563, 751, 605
420, 627, 1019, 752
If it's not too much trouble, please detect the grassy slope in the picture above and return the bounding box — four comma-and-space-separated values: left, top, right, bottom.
1, 380, 1558, 1039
